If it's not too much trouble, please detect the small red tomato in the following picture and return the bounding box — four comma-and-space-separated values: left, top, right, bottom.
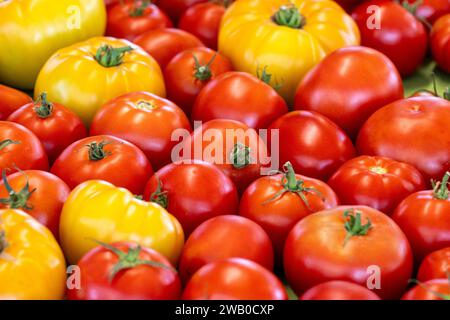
431, 14, 450, 73
67, 242, 181, 300
417, 247, 450, 281
157, 0, 207, 23
401, 279, 450, 300
182, 258, 287, 300
300, 281, 381, 300
404, 0, 450, 24
0, 84, 33, 120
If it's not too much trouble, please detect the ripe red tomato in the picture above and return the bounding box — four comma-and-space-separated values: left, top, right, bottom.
401, 279, 450, 300
284, 206, 413, 299
352, 0, 428, 76
7, 93, 87, 163
357, 96, 450, 183
417, 247, 450, 281
294, 46, 404, 138
0, 84, 33, 120
143, 161, 239, 236
239, 162, 339, 262
300, 281, 381, 300
328, 156, 425, 215
67, 242, 181, 300
133, 28, 204, 69
431, 14, 450, 73
404, 0, 450, 24
182, 258, 287, 300
51, 135, 152, 194
178, 215, 273, 283
0, 121, 48, 174
157, 0, 207, 22
90, 91, 191, 170
268, 111, 356, 181
165, 47, 232, 116
192, 72, 288, 130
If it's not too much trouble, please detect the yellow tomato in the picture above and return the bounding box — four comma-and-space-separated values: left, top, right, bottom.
0, 209, 66, 300
35, 36, 166, 126
60, 180, 184, 265
0, 0, 106, 90
219, 0, 360, 104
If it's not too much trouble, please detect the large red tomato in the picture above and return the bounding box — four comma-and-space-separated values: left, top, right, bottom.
404, 0, 450, 24
284, 206, 413, 299
300, 281, 381, 300
294, 46, 404, 138
401, 279, 450, 300
157, 0, 207, 22
431, 14, 450, 73
0, 84, 33, 120
417, 247, 450, 281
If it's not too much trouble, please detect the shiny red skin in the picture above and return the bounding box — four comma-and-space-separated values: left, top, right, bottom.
178, 215, 274, 283
157, 0, 207, 23
164, 47, 232, 116
404, 0, 450, 24
143, 161, 239, 236
0, 85, 33, 120
182, 258, 288, 300
300, 281, 381, 300
417, 247, 450, 281
192, 72, 288, 130
401, 279, 450, 300
67, 242, 181, 300
51, 135, 153, 194
284, 206, 413, 300
328, 156, 426, 215
352, 0, 428, 77
357, 97, 450, 183
294, 46, 404, 138
268, 111, 356, 181
133, 28, 205, 69
431, 14, 450, 73
0, 121, 48, 174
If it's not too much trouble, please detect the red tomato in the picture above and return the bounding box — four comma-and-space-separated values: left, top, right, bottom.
133, 28, 204, 69
417, 247, 450, 281
192, 72, 288, 130
334, 0, 363, 12
328, 156, 425, 215
239, 162, 339, 262
300, 281, 381, 300
0, 121, 48, 174
7, 93, 87, 163
164, 47, 232, 116
90, 91, 191, 170
67, 242, 181, 300
157, 0, 207, 22
431, 14, 450, 73
0, 84, 33, 120
0, 170, 69, 239
284, 206, 413, 299
404, 0, 450, 24
268, 111, 356, 181
401, 279, 450, 300
294, 46, 404, 138
51, 135, 152, 194
352, 0, 428, 76
182, 258, 287, 300
357, 96, 450, 183
143, 161, 239, 236
178, 215, 274, 283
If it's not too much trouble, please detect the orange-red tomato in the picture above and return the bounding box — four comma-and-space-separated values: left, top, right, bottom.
300, 281, 381, 300
157, 0, 207, 22
417, 247, 450, 282
401, 279, 450, 300
0, 84, 33, 120
431, 14, 450, 73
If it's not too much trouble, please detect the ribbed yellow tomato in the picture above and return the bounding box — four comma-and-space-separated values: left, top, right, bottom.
59, 180, 184, 265
0, 209, 66, 300
219, 0, 360, 104
0, 0, 106, 89
35, 37, 166, 126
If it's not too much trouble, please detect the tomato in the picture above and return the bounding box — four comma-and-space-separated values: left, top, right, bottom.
357, 96, 450, 183
0, 85, 33, 120
294, 46, 404, 138
300, 281, 381, 300
268, 111, 356, 181
404, 0, 450, 24
157, 0, 207, 22
90, 91, 191, 170
0, 121, 48, 175
192, 72, 288, 130
328, 156, 425, 215
35, 37, 165, 126
164, 47, 232, 116
352, 0, 427, 77
143, 161, 239, 236
0, 209, 66, 299
67, 241, 181, 300
134, 28, 205, 69
417, 247, 450, 281
51, 135, 152, 194
334, 0, 363, 12
239, 162, 339, 262
60, 180, 184, 265
7, 93, 87, 163
402, 279, 450, 300
182, 258, 287, 300
0, 0, 106, 89
431, 14, 450, 73
284, 206, 413, 299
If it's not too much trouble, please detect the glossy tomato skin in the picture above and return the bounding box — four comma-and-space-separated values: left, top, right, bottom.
417, 247, 450, 281
352, 0, 427, 76
300, 281, 381, 300
158, 0, 207, 22
294, 46, 404, 138
192, 72, 288, 130
328, 156, 425, 215
51, 135, 153, 194
401, 279, 450, 300
164, 47, 232, 116
143, 161, 239, 236
67, 242, 181, 300
0, 85, 33, 120
431, 14, 450, 73
182, 258, 287, 300
404, 0, 450, 24
90, 92, 191, 170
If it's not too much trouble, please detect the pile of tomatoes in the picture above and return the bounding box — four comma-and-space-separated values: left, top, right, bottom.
0, 0, 449, 301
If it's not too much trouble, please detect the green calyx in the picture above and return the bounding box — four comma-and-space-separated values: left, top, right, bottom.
86, 141, 111, 161
94, 45, 133, 68
0, 170, 36, 211
256, 65, 282, 91
432, 172, 450, 200
149, 178, 168, 209
444, 88, 450, 101
129, 0, 151, 17
273, 5, 306, 29
229, 143, 252, 169
34, 92, 53, 119
0, 139, 20, 151
193, 53, 217, 81
343, 209, 372, 246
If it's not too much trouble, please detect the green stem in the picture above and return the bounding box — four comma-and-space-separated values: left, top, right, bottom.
273, 5, 306, 29
343, 209, 372, 246
0, 140, 20, 151
444, 88, 450, 101
408, 279, 450, 300
149, 178, 168, 209
432, 172, 450, 200
0, 170, 36, 210
193, 53, 217, 81
229, 143, 252, 169
129, 0, 151, 17
94, 45, 133, 68
86, 141, 111, 161
34, 92, 53, 119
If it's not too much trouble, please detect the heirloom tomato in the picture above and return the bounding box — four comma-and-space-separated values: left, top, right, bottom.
431, 14, 450, 73
404, 0, 450, 24
401, 279, 450, 300
300, 281, 381, 300
417, 247, 450, 281
0, 85, 32, 120
158, 0, 207, 22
